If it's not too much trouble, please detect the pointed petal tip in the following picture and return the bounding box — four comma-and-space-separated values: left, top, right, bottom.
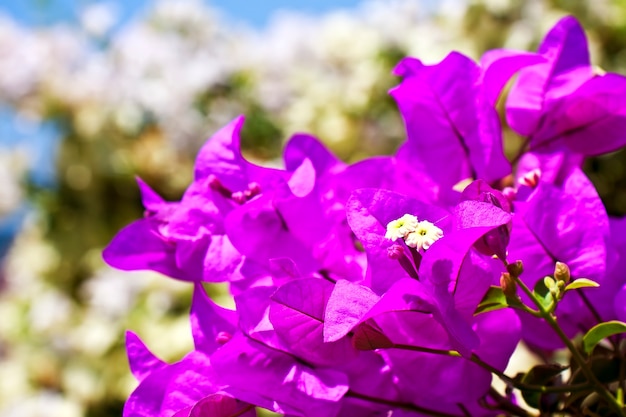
135, 176, 164, 208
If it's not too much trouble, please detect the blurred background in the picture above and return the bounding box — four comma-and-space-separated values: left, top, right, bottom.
1, 0, 626, 416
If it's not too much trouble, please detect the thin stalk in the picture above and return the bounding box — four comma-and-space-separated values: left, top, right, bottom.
392, 343, 591, 394
512, 275, 626, 416
578, 290, 619, 351
345, 390, 463, 417
617, 343, 626, 407
486, 387, 536, 417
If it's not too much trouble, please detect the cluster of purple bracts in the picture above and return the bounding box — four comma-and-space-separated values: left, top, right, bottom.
104, 16, 626, 417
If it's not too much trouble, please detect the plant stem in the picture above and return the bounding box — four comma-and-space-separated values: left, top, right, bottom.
392, 343, 590, 394
512, 275, 626, 416
619, 341, 625, 408
486, 387, 535, 417
578, 291, 619, 350
345, 390, 463, 417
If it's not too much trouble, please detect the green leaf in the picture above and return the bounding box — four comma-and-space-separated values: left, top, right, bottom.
475, 286, 508, 314
532, 277, 553, 310
519, 364, 567, 409
583, 321, 626, 354
564, 278, 599, 292
475, 285, 525, 315
521, 364, 567, 385
571, 355, 620, 385
591, 357, 621, 384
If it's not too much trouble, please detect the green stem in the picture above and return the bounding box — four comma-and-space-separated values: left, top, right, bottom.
577, 290, 620, 351
512, 275, 626, 416
345, 390, 463, 417
619, 342, 625, 407
392, 344, 590, 394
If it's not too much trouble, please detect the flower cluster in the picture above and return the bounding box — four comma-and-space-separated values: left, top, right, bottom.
385, 214, 444, 252
3, 2, 588, 415
104, 15, 626, 416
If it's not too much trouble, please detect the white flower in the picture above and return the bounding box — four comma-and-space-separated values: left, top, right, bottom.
384, 214, 418, 241
405, 220, 443, 251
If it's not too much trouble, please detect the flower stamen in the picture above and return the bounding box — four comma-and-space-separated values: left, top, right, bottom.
385, 214, 443, 252
405, 220, 443, 251
384, 214, 418, 241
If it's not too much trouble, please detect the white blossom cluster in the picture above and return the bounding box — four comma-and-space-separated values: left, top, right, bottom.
0, 0, 480, 159
0, 149, 25, 216
0, 217, 198, 416
0, 0, 612, 161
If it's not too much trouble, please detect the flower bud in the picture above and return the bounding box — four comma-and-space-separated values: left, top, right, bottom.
500, 272, 516, 297
387, 244, 419, 280
543, 276, 557, 291
554, 262, 571, 284
506, 260, 524, 278
387, 244, 404, 260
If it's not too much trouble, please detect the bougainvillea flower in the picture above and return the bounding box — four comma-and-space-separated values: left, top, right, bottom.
189, 284, 238, 353
193, 116, 287, 200
269, 277, 357, 366
508, 168, 610, 349
507, 16, 592, 137
346, 188, 451, 293
588, 217, 626, 323
507, 16, 626, 158
124, 334, 257, 417
104, 116, 319, 283
105, 14, 626, 417
284, 134, 406, 280
224, 178, 322, 275
378, 308, 520, 409
459, 180, 512, 260
322, 271, 520, 410
224, 132, 399, 282
102, 117, 257, 282
102, 178, 226, 281
124, 332, 222, 417
344, 189, 512, 356
123, 285, 244, 416
283, 132, 344, 177
391, 50, 541, 202
171, 395, 256, 417
210, 332, 349, 417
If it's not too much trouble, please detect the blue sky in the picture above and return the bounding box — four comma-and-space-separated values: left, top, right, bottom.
0, 0, 365, 28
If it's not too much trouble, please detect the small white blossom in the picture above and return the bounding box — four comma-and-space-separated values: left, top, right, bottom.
385, 214, 419, 241
405, 220, 443, 251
